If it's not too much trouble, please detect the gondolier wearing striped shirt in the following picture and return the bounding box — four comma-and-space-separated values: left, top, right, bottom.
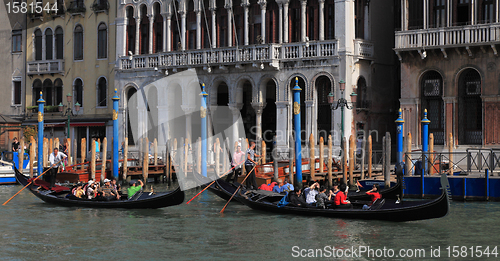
47, 148, 67, 188
244, 141, 260, 190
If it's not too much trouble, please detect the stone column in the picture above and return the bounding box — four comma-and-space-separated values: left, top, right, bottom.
252, 103, 265, 144
242, 3, 250, 45
42, 34, 46, 60
180, 10, 186, 50
116, 17, 127, 58
471, 0, 476, 25
162, 13, 168, 52
319, 0, 325, 41
226, 6, 233, 47
305, 101, 314, 144
148, 14, 154, 54
196, 10, 202, 49
401, 0, 407, 31
283, 2, 289, 43
278, 3, 283, 43
135, 17, 141, 54
181, 105, 196, 144
259, 0, 267, 43
228, 103, 243, 145
275, 101, 289, 151
166, 12, 172, 52
210, 8, 217, 48
423, 0, 428, 29
300, 0, 307, 42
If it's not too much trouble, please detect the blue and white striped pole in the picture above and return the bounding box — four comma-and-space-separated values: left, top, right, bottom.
200, 84, 208, 177
112, 89, 120, 179
37, 92, 45, 176
421, 109, 430, 196
292, 77, 302, 188
395, 108, 405, 164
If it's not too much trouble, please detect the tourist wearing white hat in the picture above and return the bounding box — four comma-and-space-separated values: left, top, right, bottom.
98, 178, 120, 200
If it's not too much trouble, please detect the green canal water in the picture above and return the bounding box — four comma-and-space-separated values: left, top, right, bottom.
1, 183, 500, 260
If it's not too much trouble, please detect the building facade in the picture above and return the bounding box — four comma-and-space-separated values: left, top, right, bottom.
24, 0, 116, 152
395, 0, 500, 148
0, 6, 26, 148
115, 0, 399, 152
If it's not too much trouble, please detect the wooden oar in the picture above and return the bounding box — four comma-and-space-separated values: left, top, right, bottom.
220, 164, 257, 213
2, 159, 63, 206
186, 159, 246, 204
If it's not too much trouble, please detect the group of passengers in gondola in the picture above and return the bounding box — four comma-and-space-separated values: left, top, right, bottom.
67, 178, 144, 201
279, 180, 381, 210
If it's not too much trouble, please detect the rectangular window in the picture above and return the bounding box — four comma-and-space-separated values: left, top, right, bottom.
432, 0, 446, 28
13, 81, 21, 105
12, 30, 22, 53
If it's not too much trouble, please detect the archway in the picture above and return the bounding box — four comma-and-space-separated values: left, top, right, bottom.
421, 71, 444, 144
458, 69, 482, 145
146, 86, 158, 142
241, 81, 255, 141
262, 79, 277, 147
126, 87, 138, 145
316, 75, 332, 142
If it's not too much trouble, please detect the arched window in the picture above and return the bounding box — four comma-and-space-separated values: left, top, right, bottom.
126, 6, 136, 54
55, 27, 64, 59
421, 71, 444, 144
458, 69, 482, 145
74, 78, 83, 107
356, 77, 368, 109
34, 29, 42, 60
98, 23, 107, 58
74, 25, 84, 60
97, 77, 107, 107
43, 79, 54, 106
316, 76, 332, 141
140, 5, 148, 54
45, 29, 53, 60
54, 78, 63, 105
32, 79, 42, 105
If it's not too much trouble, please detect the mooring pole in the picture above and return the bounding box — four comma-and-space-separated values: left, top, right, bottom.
200, 84, 208, 177
395, 108, 404, 165
292, 77, 302, 189
37, 92, 45, 176
421, 109, 430, 198
112, 89, 120, 179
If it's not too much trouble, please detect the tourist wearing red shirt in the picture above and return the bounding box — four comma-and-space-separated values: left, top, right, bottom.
363, 184, 382, 210
333, 184, 352, 209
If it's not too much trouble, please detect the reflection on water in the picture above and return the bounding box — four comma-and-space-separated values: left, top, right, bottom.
1, 184, 500, 260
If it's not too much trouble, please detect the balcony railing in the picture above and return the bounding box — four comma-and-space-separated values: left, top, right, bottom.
395, 23, 500, 50
119, 40, 338, 70
27, 60, 64, 75
66, 0, 85, 14
354, 39, 374, 58
91, 0, 109, 12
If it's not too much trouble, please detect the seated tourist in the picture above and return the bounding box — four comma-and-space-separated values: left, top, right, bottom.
287, 188, 308, 207
281, 178, 294, 193
333, 183, 352, 209
98, 179, 120, 200
304, 181, 320, 205
363, 184, 382, 210
259, 181, 277, 191
128, 179, 144, 199
315, 186, 330, 209
272, 179, 284, 193
73, 183, 85, 198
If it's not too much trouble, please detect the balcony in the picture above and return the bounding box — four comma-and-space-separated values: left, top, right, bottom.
91, 0, 109, 13
395, 23, 500, 51
119, 40, 338, 71
27, 60, 64, 75
354, 39, 374, 58
66, 0, 86, 14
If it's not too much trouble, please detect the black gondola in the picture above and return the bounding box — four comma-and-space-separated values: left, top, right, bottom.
205, 175, 403, 202
14, 167, 184, 209
216, 175, 450, 222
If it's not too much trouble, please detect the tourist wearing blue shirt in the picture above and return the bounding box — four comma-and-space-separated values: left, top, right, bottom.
281, 178, 294, 193
272, 179, 284, 193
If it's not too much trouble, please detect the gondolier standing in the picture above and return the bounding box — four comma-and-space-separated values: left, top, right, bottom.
47, 147, 67, 188
245, 141, 260, 190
